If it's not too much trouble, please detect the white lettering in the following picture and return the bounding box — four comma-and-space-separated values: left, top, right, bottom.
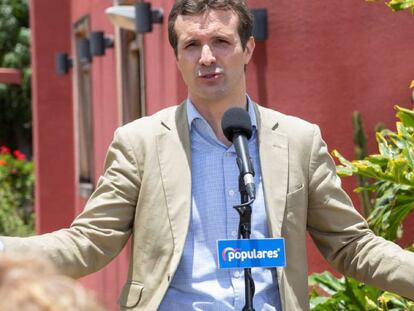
225, 247, 282, 263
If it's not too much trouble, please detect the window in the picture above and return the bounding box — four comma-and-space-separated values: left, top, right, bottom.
73, 16, 94, 197
119, 30, 145, 123
113, 0, 146, 124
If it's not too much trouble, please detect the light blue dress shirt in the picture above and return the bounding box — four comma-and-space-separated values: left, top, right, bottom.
158, 98, 282, 310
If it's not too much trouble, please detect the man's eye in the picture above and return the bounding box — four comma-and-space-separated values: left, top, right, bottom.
215, 39, 230, 46
185, 42, 197, 49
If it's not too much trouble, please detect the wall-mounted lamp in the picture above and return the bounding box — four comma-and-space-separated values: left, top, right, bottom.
90, 31, 114, 57
251, 8, 268, 41
55, 52, 73, 75
105, 6, 135, 31
78, 38, 92, 64
134, 2, 163, 33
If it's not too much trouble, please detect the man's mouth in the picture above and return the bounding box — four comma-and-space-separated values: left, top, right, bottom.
200, 73, 221, 79
197, 67, 224, 80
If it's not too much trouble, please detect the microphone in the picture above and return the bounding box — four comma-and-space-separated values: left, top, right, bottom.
221, 107, 256, 201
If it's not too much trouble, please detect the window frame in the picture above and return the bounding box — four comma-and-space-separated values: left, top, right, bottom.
73, 15, 95, 197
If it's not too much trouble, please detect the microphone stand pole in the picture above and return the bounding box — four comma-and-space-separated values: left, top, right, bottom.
234, 176, 255, 311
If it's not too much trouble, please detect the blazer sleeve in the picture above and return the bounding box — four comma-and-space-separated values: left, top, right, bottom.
1, 127, 141, 279
306, 125, 414, 299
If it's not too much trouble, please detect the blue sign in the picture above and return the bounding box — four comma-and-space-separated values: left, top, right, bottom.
217, 238, 286, 269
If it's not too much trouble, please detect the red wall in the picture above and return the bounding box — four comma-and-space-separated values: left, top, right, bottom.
30, 0, 414, 309
30, 0, 76, 232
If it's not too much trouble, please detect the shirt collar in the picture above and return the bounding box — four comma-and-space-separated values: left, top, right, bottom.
186, 95, 257, 129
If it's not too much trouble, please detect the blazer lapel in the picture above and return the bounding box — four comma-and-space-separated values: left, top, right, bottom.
255, 104, 289, 311
255, 105, 289, 238
156, 104, 192, 268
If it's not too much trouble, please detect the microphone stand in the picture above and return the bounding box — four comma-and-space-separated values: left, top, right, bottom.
233, 175, 256, 311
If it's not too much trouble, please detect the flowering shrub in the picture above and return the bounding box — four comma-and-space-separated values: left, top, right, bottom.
309, 106, 414, 309
0, 145, 34, 236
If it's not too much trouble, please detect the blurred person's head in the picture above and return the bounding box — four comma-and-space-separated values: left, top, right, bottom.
0, 253, 106, 311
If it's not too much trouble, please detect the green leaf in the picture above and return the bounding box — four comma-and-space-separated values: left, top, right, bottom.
309, 272, 345, 295
396, 106, 414, 128
386, 0, 414, 12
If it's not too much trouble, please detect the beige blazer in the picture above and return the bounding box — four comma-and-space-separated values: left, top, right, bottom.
2, 103, 414, 310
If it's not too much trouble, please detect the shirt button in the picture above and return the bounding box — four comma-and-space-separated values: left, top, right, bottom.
233, 271, 242, 278
228, 189, 235, 196
231, 230, 237, 238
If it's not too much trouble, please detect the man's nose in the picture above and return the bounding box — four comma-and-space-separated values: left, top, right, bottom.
199, 45, 216, 66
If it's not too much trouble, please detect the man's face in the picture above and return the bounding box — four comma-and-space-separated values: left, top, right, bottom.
174, 9, 255, 104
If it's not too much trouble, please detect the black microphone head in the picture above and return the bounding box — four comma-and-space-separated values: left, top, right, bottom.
221, 107, 253, 142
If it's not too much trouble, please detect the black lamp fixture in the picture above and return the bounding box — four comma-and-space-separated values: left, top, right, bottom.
77, 38, 92, 64
135, 2, 163, 33
251, 8, 268, 41
55, 52, 73, 75
90, 31, 114, 57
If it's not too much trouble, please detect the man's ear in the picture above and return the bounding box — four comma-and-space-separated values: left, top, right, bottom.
244, 36, 255, 65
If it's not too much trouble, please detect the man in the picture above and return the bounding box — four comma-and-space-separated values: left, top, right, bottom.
1, 0, 414, 310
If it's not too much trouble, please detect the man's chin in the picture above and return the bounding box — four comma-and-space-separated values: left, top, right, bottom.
192, 88, 229, 102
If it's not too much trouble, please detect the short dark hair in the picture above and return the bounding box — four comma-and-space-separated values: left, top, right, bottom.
168, 0, 253, 56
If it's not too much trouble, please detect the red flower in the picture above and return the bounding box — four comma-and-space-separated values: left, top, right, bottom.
13, 150, 26, 161
0, 146, 10, 154
0, 159, 6, 166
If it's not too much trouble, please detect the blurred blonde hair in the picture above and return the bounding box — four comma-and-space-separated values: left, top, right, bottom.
0, 253, 106, 311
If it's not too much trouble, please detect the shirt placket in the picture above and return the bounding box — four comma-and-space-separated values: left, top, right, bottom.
223, 148, 245, 310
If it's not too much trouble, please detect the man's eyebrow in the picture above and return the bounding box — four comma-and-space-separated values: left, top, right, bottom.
212, 34, 231, 40
183, 37, 199, 42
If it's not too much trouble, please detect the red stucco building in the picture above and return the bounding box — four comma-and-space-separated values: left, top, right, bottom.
29, 0, 414, 309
